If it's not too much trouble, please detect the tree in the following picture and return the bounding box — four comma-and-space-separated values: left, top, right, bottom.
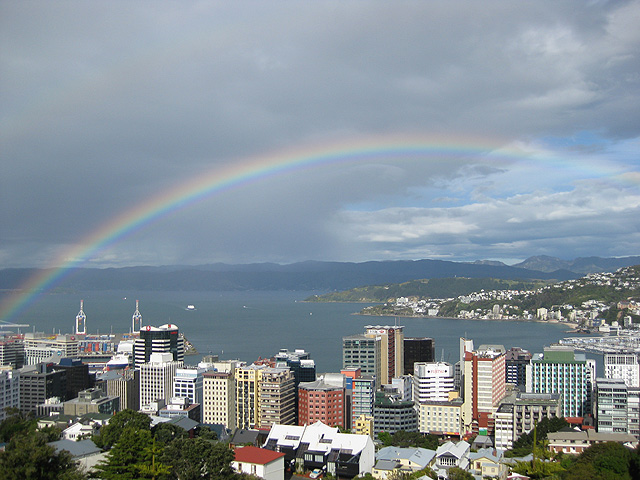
152, 422, 187, 445
0, 408, 36, 443
92, 409, 151, 450
161, 437, 236, 480
447, 467, 474, 480
0, 430, 87, 480
93, 427, 157, 480
565, 441, 636, 480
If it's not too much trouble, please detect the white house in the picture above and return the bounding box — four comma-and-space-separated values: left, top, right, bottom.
233, 446, 285, 480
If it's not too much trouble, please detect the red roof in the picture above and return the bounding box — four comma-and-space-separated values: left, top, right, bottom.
234, 446, 285, 465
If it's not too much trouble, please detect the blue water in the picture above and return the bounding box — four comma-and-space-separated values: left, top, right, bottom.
3, 290, 600, 374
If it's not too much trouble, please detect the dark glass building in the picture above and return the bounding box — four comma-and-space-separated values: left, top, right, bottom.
403, 337, 435, 375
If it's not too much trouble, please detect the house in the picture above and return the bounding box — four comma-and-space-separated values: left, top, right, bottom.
433, 440, 470, 479
62, 421, 95, 441
233, 446, 285, 480
49, 439, 106, 470
468, 448, 507, 479
547, 430, 638, 454
373, 446, 436, 478
229, 427, 263, 447
264, 421, 375, 479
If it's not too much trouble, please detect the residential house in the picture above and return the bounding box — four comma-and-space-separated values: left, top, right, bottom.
233, 446, 285, 480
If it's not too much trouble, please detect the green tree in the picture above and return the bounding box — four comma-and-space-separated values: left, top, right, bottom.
564, 441, 635, 480
152, 422, 187, 446
387, 430, 438, 450
506, 416, 568, 458
447, 466, 474, 480
378, 431, 393, 446
161, 437, 236, 480
93, 427, 156, 479
0, 430, 87, 480
0, 408, 36, 442
92, 409, 151, 450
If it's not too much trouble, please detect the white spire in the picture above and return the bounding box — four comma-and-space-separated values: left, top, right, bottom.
132, 299, 143, 333
75, 299, 86, 335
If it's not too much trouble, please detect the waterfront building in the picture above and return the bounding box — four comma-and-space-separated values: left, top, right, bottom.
63, 387, 120, 416
342, 334, 381, 387
413, 362, 455, 403
526, 346, 595, 417
139, 352, 183, 408
416, 398, 463, 437
373, 391, 418, 435
494, 392, 562, 450
0, 367, 20, 422
0, 335, 25, 368
24, 333, 79, 365
505, 347, 531, 388
364, 325, 404, 386
202, 370, 236, 430
604, 353, 639, 387
403, 337, 435, 375
298, 374, 345, 428
18, 362, 67, 415
134, 324, 184, 368
462, 345, 506, 435
259, 367, 296, 427
96, 369, 139, 411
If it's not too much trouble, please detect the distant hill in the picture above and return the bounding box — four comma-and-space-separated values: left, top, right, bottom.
0, 259, 576, 293
512, 255, 640, 274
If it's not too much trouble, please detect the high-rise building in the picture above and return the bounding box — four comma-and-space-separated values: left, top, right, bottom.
203, 370, 236, 430
298, 374, 345, 428
235, 364, 265, 429
413, 362, 455, 403
18, 363, 68, 414
364, 325, 404, 385
259, 367, 296, 428
96, 369, 140, 411
404, 337, 435, 375
604, 353, 639, 387
417, 398, 464, 437
274, 349, 316, 385
134, 324, 184, 368
0, 335, 25, 369
352, 375, 376, 422
0, 367, 20, 422
139, 352, 183, 408
505, 347, 531, 388
462, 345, 506, 435
342, 335, 381, 386
526, 346, 595, 417
55, 357, 95, 401
373, 391, 418, 435
24, 333, 79, 365
173, 367, 207, 422
595, 377, 635, 435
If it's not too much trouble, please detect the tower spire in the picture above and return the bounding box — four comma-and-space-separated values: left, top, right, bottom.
132, 299, 143, 333
75, 299, 86, 335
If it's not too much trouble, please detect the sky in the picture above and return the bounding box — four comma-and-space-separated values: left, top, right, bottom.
1, 1, 639, 269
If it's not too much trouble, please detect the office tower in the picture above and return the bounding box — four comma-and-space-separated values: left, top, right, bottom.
373, 390, 418, 435
604, 353, 639, 387
462, 345, 506, 435
274, 348, 316, 385
342, 335, 381, 386
527, 346, 595, 417
259, 367, 296, 427
404, 337, 435, 375
173, 367, 206, 412
18, 363, 68, 414
139, 352, 183, 408
134, 324, 184, 367
505, 347, 531, 388
595, 377, 634, 435
390, 375, 413, 401
364, 325, 404, 385
298, 374, 345, 428
203, 370, 236, 430
0, 367, 20, 422
63, 387, 120, 416
55, 357, 95, 400
494, 392, 562, 450
96, 369, 140, 411
0, 335, 25, 368
352, 375, 376, 421
23, 333, 79, 365
235, 364, 265, 429
413, 362, 455, 403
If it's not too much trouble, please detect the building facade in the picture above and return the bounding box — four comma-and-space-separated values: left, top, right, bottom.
298, 375, 345, 428
413, 362, 455, 403
342, 335, 381, 386
604, 353, 639, 387
203, 370, 236, 429
403, 337, 435, 375
259, 367, 296, 427
134, 324, 184, 367
139, 352, 183, 407
364, 325, 404, 385
505, 347, 532, 388
373, 391, 418, 435
416, 399, 463, 437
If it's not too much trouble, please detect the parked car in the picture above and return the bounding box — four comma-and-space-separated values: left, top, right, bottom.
309, 468, 323, 479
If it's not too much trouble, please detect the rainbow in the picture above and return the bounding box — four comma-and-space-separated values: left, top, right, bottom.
0, 133, 624, 324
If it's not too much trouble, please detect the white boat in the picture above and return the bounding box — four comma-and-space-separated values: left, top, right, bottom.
186, 305, 196, 310
105, 353, 131, 371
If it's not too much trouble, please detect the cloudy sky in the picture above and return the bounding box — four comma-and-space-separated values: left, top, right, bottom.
1, 1, 639, 269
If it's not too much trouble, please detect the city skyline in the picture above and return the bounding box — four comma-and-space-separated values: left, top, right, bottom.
1, 1, 639, 271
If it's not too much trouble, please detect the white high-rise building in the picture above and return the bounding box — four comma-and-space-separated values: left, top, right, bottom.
604, 353, 639, 387
202, 370, 236, 430
0, 367, 20, 421
23, 333, 79, 365
173, 367, 207, 421
140, 352, 183, 408
413, 362, 455, 403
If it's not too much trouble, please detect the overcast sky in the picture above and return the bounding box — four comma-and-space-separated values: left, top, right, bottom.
1, 1, 639, 269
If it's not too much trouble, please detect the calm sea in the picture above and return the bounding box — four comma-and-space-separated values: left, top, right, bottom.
3, 290, 602, 374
